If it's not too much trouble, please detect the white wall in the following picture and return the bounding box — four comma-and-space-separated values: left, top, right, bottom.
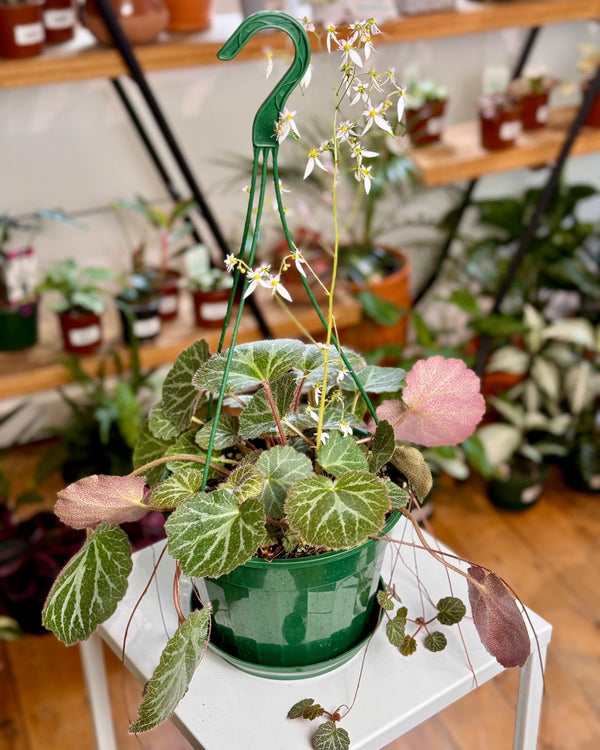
1, 4, 599, 444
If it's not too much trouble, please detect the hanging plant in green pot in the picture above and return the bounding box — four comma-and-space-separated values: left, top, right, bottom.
42, 13, 532, 748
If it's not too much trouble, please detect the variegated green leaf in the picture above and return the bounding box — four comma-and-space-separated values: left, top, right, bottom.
133, 419, 174, 486
165, 432, 215, 477
386, 606, 407, 646
195, 414, 240, 450
239, 373, 296, 440
165, 489, 265, 578
486, 346, 530, 375
148, 403, 180, 441
285, 471, 389, 549
341, 365, 406, 394
150, 467, 204, 510
42, 524, 131, 645
129, 609, 210, 733
221, 464, 264, 502
193, 339, 304, 392
368, 420, 396, 473
383, 478, 410, 509
531, 355, 560, 401
256, 446, 314, 519
313, 721, 350, 750
317, 432, 368, 476
163, 340, 210, 431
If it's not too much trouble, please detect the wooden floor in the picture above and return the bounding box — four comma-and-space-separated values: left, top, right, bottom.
1, 444, 599, 750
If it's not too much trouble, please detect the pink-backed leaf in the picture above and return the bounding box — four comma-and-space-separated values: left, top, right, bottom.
55, 475, 149, 529
387, 356, 485, 447
467, 565, 530, 668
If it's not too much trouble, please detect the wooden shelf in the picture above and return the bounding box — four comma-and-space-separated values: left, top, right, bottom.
0, 292, 361, 399
1, 1, 599, 89
409, 106, 600, 186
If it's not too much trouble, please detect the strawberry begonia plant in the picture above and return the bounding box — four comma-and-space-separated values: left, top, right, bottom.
42, 13, 531, 748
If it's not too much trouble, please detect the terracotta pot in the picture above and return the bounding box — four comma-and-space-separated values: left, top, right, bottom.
163, 0, 210, 32
43, 0, 76, 44
519, 91, 549, 131
83, 0, 169, 45
341, 247, 411, 354
405, 99, 446, 147
191, 287, 236, 328
155, 268, 181, 322
58, 308, 102, 355
0, 1, 44, 59
582, 80, 600, 128
480, 106, 522, 150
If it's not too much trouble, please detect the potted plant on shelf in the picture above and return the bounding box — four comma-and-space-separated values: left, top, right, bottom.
114, 196, 197, 322
508, 67, 557, 131
404, 76, 448, 147
42, 14, 532, 747
115, 270, 162, 345
576, 42, 600, 128
477, 91, 522, 150
0, 0, 44, 59
36, 258, 114, 356
183, 242, 237, 328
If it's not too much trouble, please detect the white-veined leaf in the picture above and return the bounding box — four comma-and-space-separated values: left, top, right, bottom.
238, 372, 296, 440
317, 432, 368, 476
195, 414, 240, 450
542, 318, 596, 349
150, 467, 204, 509
256, 446, 313, 519
42, 524, 131, 645
340, 365, 406, 394
531, 356, 560, 401
129, 609, 210, 733
162, 340, 210, 430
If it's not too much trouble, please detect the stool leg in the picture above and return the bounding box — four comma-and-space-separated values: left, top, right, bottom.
79, 633, 118, 750
513, 644, 549, 750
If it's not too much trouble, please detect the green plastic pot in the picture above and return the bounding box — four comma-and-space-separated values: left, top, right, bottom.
488, 464, 548, 511
197, 512, 399, 678
0, 301, 38, 351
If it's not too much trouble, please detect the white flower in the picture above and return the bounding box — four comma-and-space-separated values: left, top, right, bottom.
265, 51, 274, 79
301, 17, 315, 33
307, 406, 319, 423
276, 108, 300, 143
336, 120, 355, 143
338, 420, 352, 438
261, 274, 292, 302
325, 24, 338, 53
350, 81, 370, 105
367, 69, 383, 92
362, 100, 393, 135
319, 431, 330, 446
336, 367, 347, 384
244, 267, 265, 298
304, 147, 327, 178
313, 383, 323, 405
338, 38, 363, 68
355, 164, 373, 194
291, 250, 307, 277
224, 254, 237, 273
301, 63, 313, 89
397, 88, 406, 121
351, 144, 379, 165
362, 35, 375, 60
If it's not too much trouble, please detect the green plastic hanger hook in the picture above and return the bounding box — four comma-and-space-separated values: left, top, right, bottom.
217, 11, 311, 149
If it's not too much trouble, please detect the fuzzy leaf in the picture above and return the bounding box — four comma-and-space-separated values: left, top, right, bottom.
317, 432, 368, 476
377, 590, 394, 611
221, 464, 264, 502
288, 698, 320, 720
165, 489, 265, 578
238, 373, 296, 440
256, 446, 314, 519
390, 446, 433, 501
129, 609, 210, 733
313, 721, 350, 750
55, 475, 148, 529
149, 467, 204, 510
467, 565, 530, 668
368, 420, 396, 473
303, 704, 326, 721
285, 471, 389, 550
383, 478, 410, 509
377, 357, 485, 447
163, 340, 210, 431
424, 631, 447, 652
436, 596, 466, 625
165, 432, 215, 477
194, 339, 304, 392
399, 635, 417, 656
148, 403, 180, 441
341, 365, 406, 394
195, 414, 240, 450
42, 524, 131, 645
133, 420, 174, 486
386, 606, 407, 646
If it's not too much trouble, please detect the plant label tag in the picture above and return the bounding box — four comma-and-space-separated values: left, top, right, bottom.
134, 316, 161, 339
14, 22, 44, 47
426, 116, 444, 135
69, 325, 101, 348
536, 105, 549, 124
499, 120, 521, 142
201, 302, 228, 321
43, 9, 75, 30
159, 295, 178, 315
520, 483, 542, 505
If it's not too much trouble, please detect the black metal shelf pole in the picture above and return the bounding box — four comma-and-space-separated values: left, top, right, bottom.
413, 27, 541, 308
94, 0, 272, 338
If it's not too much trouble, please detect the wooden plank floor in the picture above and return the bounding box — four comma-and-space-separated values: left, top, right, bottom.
1, 445, 599, 749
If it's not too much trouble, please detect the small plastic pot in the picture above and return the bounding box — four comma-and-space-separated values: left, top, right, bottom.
405, 99, 447, 147
156, 268, 181, 322
0, 1, 44, 59
58, 308, 102, 355
488, 464, 548, 511
43, 0, 76, 44
117, 295, 162, 345
0, 301, 38, 351
519, 91, 550, 131
479, 106, 522, 150
191, 287, 236, 328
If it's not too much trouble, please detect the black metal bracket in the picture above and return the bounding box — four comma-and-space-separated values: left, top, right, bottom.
93, 0, 273, 338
